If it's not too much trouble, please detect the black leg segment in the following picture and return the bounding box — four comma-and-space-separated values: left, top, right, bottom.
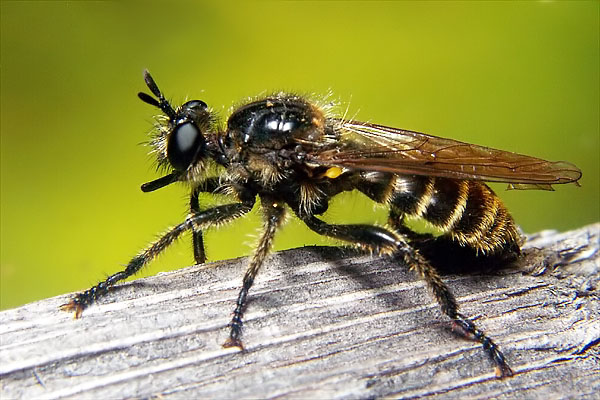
190, 187, 206, 264
190, 178, 223, 264
303, 216, 401, 256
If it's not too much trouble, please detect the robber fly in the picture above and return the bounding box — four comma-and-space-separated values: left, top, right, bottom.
62, 70, 582, 378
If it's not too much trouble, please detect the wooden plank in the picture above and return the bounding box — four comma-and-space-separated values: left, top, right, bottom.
1, 223, 598, 399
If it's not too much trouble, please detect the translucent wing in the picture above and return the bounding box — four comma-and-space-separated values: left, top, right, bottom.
308, 120, 581, 190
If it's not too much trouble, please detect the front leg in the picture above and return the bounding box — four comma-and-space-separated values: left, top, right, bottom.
301, 215, 513, 378
61, 200, 255, 318
190, 177, 222, 264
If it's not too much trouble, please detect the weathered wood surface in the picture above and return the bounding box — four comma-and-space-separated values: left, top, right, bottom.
1, 223, 599, 399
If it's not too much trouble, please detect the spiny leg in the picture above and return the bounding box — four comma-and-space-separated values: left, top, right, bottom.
301, 215, 513, 378
223, 196, 286, 349
405, 248, 513, 377
190, 178, 222, 264
61, 201, 254, 318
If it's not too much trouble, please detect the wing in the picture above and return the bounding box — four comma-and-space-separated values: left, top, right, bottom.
307, 120, 581, 190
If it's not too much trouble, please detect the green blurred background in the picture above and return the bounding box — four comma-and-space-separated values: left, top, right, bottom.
1, 1, 598, 311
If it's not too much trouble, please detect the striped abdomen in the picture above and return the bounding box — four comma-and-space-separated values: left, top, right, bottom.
359, 173, 522, 254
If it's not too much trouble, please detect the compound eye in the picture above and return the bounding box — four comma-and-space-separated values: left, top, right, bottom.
167, 122, 205, 171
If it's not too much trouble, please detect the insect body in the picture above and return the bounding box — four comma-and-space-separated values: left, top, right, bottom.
62, 71, 582, 378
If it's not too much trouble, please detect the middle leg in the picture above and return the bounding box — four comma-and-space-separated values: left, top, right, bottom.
223, 196, 287, 349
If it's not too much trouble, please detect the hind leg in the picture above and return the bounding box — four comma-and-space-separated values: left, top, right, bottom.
301, 215, 513, 377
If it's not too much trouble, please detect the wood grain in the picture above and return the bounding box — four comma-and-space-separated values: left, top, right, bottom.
1, 223, 598, 399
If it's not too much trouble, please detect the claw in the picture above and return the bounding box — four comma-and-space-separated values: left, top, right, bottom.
59, 300, 84, 319
496, 361, 514, 378
495, 364, 514, 378
222, 337, 245, 350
